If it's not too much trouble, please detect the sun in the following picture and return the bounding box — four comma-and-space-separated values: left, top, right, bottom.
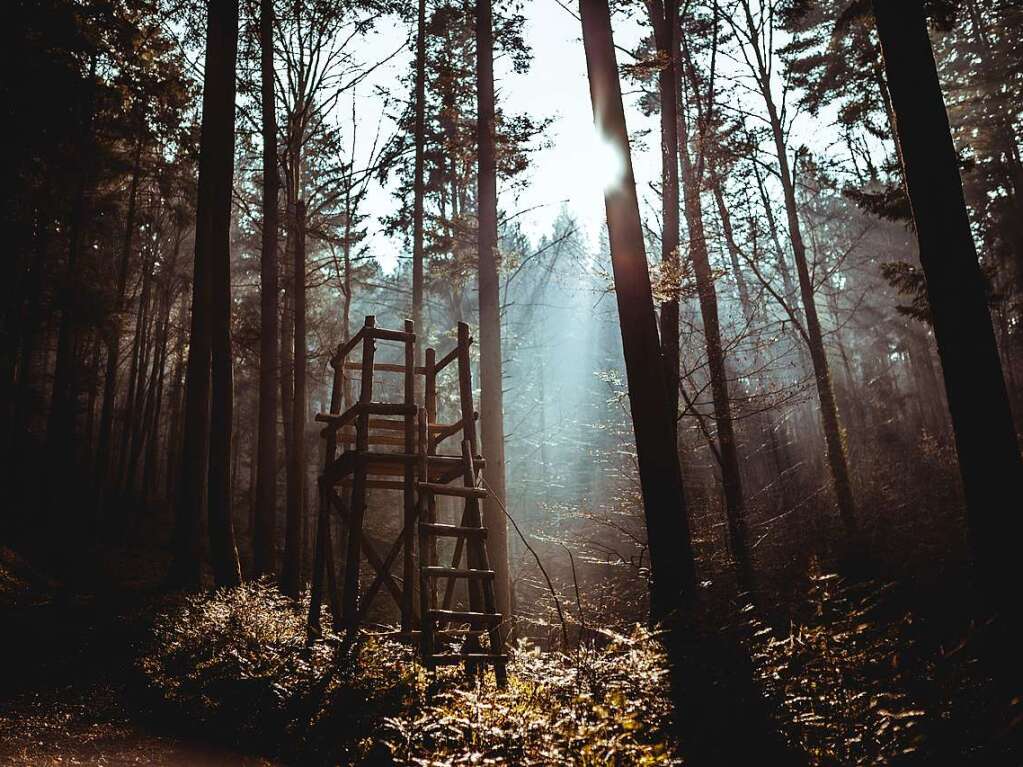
584, 129, 625, 192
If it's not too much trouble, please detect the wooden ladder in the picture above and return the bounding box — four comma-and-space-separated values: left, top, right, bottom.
416, 323, 507, 687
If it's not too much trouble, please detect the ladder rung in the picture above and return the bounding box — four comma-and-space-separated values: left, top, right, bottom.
437, 628, 485, 637
339, 432, 409, 447
419, 523, 487, 538
429, 412, 478, 442
316, 402, 416, 435
361, 402, 417, 416
426, 609, 502, 625
423, 653, 507, 667
340, 478, 406, 491
417, 482, 487, 499
325, 451, 484, 481
367, 327, 414, 344
429, 416, 475, 434
422, 566, 495, 579
343, 361, 428, 375
367, 418, 407, 431
369, 628, 485, 639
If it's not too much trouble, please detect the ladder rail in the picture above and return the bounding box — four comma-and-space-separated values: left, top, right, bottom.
341, 316, 376, 632
414, 322, 506, 687
401, 320, 416, 633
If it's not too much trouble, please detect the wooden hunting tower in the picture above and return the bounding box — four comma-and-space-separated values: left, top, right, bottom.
307, 316, 506, 686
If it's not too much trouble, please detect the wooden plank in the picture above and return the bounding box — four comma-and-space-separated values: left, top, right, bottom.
426, 609, 501, 625
318, 404, 418, 437
341, 317, 376, 631
419, 523, 487, 538
331, 326, 366, 366
402, 319, 416, 633
423, 653, 507, 667
368, 327, 414, 344
368, 418, 407, 431
417, 482, 487, 499
343, 361, 429, 375
424, 350, 438, 612
340, 478, 406, 491
416, 408, 434, 660
422, 567, 495, 579
429, 419, 468, 434
338, 432, 408, 447
327, 487, 405, 611
316, 402, 417, 423
433, 340, 468, 374
315, 404, 359, 425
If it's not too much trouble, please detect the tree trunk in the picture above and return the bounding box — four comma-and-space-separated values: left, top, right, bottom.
778, 147, 857, 536
254, 0, 280, 577
206, 0, 242, 589
711, 182, 753, 320
46, 55, 97, 513
169, 0, 241, 589
123, 249, 155, 494
412, 0, 426, 353
579, 0, 696, 623
647, 0, 681, 435
96, 134, 143, 504
142, 288, 170, 505
11, 213, 49, 454
282, 200, 306, 598
475, 0, 512, 623
670, 18, 751, 584
872, 0, 1023, 599
740, 0, 858, 535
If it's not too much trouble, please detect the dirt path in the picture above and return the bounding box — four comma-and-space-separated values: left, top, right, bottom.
0, 550, 277, 767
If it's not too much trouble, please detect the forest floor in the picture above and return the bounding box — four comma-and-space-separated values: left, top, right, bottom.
2, 521, 1022, 765
0, 544, 277, 766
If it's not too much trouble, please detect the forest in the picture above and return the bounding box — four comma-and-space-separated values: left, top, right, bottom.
2, 0, 1022, 764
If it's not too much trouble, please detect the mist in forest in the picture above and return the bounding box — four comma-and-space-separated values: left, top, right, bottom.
3, 0, 1022, 764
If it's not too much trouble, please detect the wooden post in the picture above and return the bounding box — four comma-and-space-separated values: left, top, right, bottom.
341, 315, 376, 632
402, 319, 416, 632
416, 408, 434, 660
461, 439, 507, 687
456, 324, 482, 615
308, 340, 347, 636
425, 347, 438, 608
456, 323, 478, 452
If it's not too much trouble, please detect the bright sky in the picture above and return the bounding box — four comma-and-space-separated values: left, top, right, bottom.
348, 1, 656, 272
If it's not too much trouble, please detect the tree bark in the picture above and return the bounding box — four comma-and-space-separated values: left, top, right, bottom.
282, 200, 307, 598
872, 0, 1023, 598
475, 0, 512, 623
96, 134, 143, 505
669, 14, 752, 583
739, 0, 857, 535
169, 0, 241, 589
46, 55, 97, 511
412, 0, 426, 353
254, 0, 280, 577
579, 0, 696, 623
647, 0, 681, 435
123, 247, 155, 493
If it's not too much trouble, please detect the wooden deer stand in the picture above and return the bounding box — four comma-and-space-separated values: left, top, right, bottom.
307, 316, 506, 686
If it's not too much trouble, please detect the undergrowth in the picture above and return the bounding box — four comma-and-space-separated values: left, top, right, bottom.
140, 575, 1020, 765
750, 563, 1021, 765
139, 580, 679, 765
